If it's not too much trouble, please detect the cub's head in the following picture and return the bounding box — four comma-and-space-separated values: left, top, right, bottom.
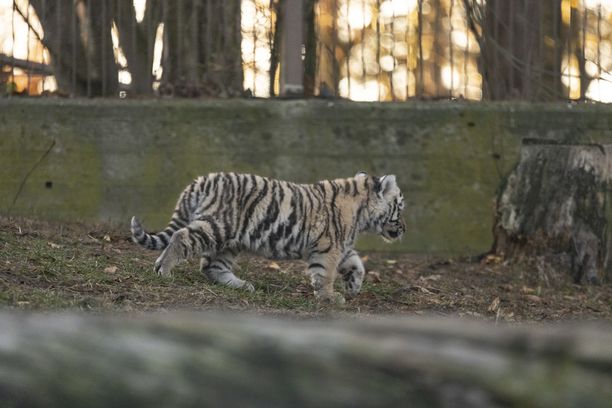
357, 172, 406, 242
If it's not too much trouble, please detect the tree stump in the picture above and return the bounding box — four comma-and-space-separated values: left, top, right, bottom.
492, 139, 611, 284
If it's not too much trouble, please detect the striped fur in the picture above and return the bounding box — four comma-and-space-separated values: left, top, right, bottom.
131, 172, 405, 303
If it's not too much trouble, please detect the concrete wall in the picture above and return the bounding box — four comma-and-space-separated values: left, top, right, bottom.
1, 99, 611, 253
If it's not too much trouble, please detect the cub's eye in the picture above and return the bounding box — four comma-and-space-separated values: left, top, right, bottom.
399, 201, 405, 210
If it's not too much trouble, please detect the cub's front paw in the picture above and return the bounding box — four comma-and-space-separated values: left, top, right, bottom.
315, 291, 346, 305
343, 277, 363, 299
154, 257, 172, 277
241, 281, 255, 292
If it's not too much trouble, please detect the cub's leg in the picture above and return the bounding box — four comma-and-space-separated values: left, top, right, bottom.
200, 250, 255, 292
154, 220, 218, 277
307, 250, 345, 305
338, 249, 365, 298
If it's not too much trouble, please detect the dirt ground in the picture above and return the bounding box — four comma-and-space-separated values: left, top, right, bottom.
1, 216, 610, 321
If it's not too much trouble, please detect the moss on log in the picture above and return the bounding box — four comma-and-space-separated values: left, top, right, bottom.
0, 313, 611, 408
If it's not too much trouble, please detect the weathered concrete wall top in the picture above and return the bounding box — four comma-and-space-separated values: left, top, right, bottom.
2, 99, 612, 253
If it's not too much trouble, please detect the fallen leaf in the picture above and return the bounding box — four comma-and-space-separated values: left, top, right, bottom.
419, 274, 441, 282
525, 294, 542, 303
47, 242, 61, 249
103, 235, 111, 242
483, 254, 502, 265
366, 271, 381, 283
87, 234, 100, 243
563, 295, 576, 301
104, 265, 118, 274
499, 283, 514, 292
267, 262, 285, 273
521, 286, 535, 294
404, 285, 436, 295
360, 255, 369, 263
488, 296, 501, 312
385, 259, 397, 265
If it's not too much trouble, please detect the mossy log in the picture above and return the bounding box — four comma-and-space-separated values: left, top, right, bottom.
492, 139, 612, 284
0, 313, 611, 408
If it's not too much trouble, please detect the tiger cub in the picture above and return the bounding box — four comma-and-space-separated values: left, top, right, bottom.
131, 172, 405, 304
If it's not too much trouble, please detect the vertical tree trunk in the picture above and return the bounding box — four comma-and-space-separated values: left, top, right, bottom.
161, 0, 243, 97
87, 0, 119, 96
303, 0, 317, 97
569, 6, 589, 100
539, 0, 564, 100
115, 0, 162, 95
30, 0, 118, 96
492, 140, 612, 284
478, 0, 564, 101
269, 0, 283, 97
314, 0, 340, 97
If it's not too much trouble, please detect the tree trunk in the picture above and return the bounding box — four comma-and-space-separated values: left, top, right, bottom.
492, 139, 612, 284
115, 0, 163, 95
161, 0, 243, 97
314, 0, 340, 97
303, 0, 317, 97
1, 313, 611, 408
269, 0, 283, 97
479, 0, 564, 101
29, 0, 118, 97
539, 0, 564, 100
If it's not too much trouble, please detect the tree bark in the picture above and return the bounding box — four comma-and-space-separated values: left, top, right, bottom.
115, 0, 163, 95
0, 313, 611, 408
492, 139, 612, 284
303, 0, 317, 97
29, 0, 118, 96
466, 0, 564, 101
539, 0, 564, 100
161, 0, 243, 97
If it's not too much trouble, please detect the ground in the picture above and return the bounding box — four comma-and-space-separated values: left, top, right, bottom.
1, 216, 610, 321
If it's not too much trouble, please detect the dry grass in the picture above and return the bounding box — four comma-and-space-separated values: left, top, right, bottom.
1, 216, 611, 321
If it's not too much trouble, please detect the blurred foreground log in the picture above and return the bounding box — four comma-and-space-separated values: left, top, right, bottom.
0, 313, 611, 408
492, 139, 612, 284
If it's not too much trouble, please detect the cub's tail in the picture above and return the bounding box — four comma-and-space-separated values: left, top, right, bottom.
130, 177, 203, 250
130, 216, 182, 250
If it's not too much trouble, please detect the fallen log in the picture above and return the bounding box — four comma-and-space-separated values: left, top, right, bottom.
0, 313, 610, 408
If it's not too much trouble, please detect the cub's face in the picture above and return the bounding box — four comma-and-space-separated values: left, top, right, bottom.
358, 173, 406, 242
380, 186, 405, 242
376, 176, 406, 242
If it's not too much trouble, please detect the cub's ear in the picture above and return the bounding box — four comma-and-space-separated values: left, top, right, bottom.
375, 175, 397, 196
355, 171, 368, 178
